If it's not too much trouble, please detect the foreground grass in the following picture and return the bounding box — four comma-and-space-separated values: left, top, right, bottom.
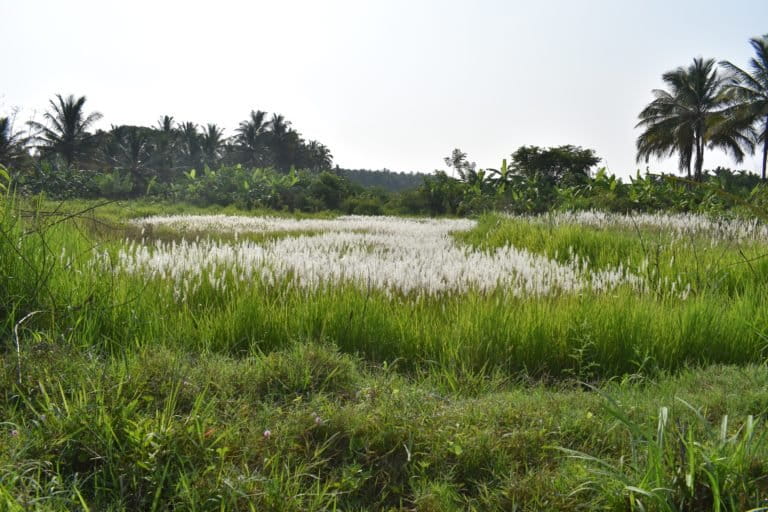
2, 343, 767, 510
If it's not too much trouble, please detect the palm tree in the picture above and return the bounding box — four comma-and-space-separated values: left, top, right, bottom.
157, 115, 175, 133
0, 116, 28, 168
267, 114, 299, 171
267, 113, 290, 138
636, 58, 752, 181
101, 125, 154, 189
154, 115, 177, 181
27, 94, 102, 167
201, 123, 225, 168
305, 140, 333, 171
444, 148, 477, 182
178, 122, 202, 170
721, 34, 768, 180
234, 110, 269, 168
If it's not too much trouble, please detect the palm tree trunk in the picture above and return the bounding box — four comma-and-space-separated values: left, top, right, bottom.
694, 136, 704, 182
762, 116, 768, 181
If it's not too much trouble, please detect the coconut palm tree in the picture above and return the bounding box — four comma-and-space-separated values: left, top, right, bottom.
178, 122, 202, 170
234, 110, 269, 168
636, 58, 753, 181
0, 116, 28, 168
201, 123, 225, 168
154, 115, 177, 181
101, 125, 154, 189
721, 34, 768, 180
27, 94, 102, 167
443, 148, 476, 182
305, 140, 333, 171
267, 114, 300, 172
267, 113, 290, 138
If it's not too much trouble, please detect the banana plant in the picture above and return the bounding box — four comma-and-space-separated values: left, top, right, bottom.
487, 158, 513, 193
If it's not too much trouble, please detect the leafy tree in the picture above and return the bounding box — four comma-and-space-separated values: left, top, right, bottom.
308, 171, 352, 210
510, 145, 599, 185
27, 94, 102, 167
419, 170, 464, 215
0, 116, 28, 169
721, 34, 768, 180
636, 58, 753, 181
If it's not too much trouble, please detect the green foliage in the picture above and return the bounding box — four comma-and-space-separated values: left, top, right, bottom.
510, 145, 600, 186
563, 395, 767, 511
14, 159, 100, 199
164, 165, 359, 212
341, 193, 386, 215
93, 169, 134, 198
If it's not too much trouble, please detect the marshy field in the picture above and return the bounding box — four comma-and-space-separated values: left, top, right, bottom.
2, 199, 768, 510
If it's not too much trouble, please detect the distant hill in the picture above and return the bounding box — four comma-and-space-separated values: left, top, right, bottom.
337, 168, 426, 192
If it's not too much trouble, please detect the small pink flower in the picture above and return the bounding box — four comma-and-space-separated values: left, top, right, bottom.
10, 429, 19, 438
314, 416, 323, 426
263, 429, 271, 439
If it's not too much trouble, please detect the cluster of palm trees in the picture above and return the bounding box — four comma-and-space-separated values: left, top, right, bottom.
0, 95, 334, 186
636, 34, 768, 181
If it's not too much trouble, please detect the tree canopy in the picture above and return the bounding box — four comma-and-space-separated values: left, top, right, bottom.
510, 145, 600, 185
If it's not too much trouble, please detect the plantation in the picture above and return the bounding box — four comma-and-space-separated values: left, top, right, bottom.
2, 187, 768, 510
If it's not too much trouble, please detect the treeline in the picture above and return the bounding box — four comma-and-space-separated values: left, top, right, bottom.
399, 147, 767, 216
1, 33, 766, 215
2, 108, 766, 216
339, 168, 424, 191
1, 97, 334, 195
2, 138, 765, 217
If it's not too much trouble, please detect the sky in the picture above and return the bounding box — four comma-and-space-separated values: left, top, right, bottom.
1, 0, 767, 177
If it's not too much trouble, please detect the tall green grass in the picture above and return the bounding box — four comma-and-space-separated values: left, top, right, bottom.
457, 213, 768, 297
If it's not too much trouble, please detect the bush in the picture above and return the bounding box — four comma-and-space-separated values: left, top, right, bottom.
94, 169, 134, 198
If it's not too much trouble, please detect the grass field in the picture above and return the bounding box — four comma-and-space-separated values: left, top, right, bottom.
2, 197, 767, 510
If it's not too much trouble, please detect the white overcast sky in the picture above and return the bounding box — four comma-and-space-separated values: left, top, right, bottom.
1, 0, 766, 176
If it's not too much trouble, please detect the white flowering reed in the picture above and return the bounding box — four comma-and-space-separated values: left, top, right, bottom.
99, 215, 647, 301
506, 211, 768, 242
